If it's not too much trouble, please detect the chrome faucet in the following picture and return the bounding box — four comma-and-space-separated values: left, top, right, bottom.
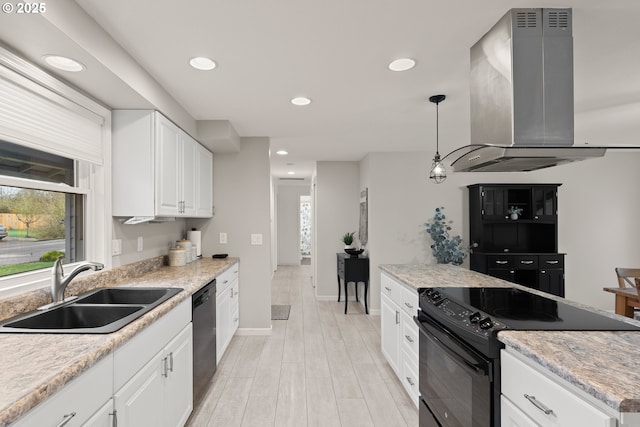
51, 256, 104, 304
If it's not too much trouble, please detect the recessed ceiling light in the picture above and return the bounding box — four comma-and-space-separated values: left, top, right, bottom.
291, 97, 311, 106
42, 55, 85, 72
276, 150, 288, 156
189, 57, 216, 71
388, 58, 416, 72
287, 171, 296, 175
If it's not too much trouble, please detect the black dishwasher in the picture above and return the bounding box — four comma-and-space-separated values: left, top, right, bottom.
192, 279, 216, 406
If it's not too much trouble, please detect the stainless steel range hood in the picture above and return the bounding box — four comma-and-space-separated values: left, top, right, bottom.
451, 8, 607, 173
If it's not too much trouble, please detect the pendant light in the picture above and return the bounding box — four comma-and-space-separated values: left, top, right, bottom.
429, 94, 447, 183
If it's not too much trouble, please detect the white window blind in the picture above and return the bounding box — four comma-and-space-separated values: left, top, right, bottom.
0, 67, 104, 165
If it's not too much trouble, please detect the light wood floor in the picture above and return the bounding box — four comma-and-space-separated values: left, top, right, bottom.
187, 264, 418, 427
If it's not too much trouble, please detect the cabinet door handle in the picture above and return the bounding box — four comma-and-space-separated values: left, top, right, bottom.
520, 260, 534, 265
169, 352, 174, 372
495, 260, 508, 265
384, 286, 392, 292
55, 412, 76, 427
162, 356, 169, 377
395, 310, 400, 325
406, 377, 415, 386
524, 394, 554, 415
234, 317, 239, 322
545, 260, 559, 265
404, 302, 414, 310
405, 334, 414, 343
223, 280, 229, 284
110, 410, 118, 427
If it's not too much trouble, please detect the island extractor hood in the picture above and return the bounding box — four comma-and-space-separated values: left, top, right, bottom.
451, 8, 607, 173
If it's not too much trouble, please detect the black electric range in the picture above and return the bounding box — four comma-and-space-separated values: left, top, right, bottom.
418, 286, 640, 357
415, 287, 640, 427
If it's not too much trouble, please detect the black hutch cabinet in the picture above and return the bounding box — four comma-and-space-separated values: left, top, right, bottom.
468, 184, 565, 297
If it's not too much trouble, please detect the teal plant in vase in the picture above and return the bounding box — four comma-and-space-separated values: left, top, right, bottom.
342, 231, 355, 249
424, 207, 466, 265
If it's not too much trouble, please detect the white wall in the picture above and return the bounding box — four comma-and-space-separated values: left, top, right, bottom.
189, 137, 272, 332
111, 220, 187, 267
277, 183, 310, 265
315, 161, 360, 299
361, 150, 640, 312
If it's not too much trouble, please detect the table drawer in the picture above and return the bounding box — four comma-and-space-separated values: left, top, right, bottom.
512, 255, 539, 269
539, 254, 564, 269
501, 350, 616, 426
488, 255, 514, 268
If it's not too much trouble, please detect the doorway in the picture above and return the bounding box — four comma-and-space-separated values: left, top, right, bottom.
300, 195, 311, 264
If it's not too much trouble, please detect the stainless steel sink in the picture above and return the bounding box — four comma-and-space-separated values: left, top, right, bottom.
0, 287, 182, 334
75, 287, 176, 305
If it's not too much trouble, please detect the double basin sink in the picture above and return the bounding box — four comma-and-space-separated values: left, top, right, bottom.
0, 287, 182, 334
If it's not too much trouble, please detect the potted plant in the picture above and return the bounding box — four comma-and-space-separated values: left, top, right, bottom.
508, 206, 523, 220
424, 207, 466, 265
342, 231, 355, 249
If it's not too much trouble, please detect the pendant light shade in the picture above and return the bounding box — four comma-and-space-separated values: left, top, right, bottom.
429, 94, 447, 184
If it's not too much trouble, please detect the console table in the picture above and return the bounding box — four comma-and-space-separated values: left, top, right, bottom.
337, 253, 370, 314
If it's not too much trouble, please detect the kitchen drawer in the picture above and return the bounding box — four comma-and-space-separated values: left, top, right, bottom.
400, 347, 419, 408
381, 273, 400, 306
539, 254, 564, 269
399, 284, 418, 316
400, 311, 418, 357
217, 263, 239, 293
512, 255, 538, 269
501, 350, 616, 426
488, 255, 514, 268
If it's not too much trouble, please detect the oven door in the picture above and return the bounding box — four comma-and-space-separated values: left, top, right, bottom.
416, 315, 493, 427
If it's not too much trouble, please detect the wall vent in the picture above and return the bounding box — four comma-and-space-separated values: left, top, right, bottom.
516, 11, 538, 28
547, 10, 569, 28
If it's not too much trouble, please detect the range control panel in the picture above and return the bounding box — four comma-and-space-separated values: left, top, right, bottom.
419, 288, 507, 340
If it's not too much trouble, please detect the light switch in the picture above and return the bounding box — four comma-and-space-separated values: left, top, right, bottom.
112, 239, 122, 256
219, 232, 227, 244
251, 234, 263, 245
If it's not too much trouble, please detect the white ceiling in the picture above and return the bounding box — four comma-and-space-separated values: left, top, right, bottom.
1, 1, 639, 178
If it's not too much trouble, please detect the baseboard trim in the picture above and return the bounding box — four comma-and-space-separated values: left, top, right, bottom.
235, 326, 272, 336
368, 308, 381, 316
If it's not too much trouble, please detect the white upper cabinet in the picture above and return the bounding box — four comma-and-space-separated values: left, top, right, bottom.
112, 110, 213, 219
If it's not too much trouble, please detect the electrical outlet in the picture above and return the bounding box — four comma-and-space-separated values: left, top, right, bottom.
112, 239, 122, 256
137, 236, 143, 252
219, 232, 227, 244
251, 233, 263, 245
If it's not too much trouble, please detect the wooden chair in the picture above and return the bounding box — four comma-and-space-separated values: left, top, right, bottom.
615, 268, 640, 315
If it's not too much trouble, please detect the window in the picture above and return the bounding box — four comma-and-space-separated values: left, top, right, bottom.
0, 141, 87, 277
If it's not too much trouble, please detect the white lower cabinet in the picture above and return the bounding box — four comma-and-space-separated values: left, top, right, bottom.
83, 399, 115, 427
501, 349, 618, 427
12, 354, 113, 427
380, 272, 419, 408
114, 324, 193, 427
216, 263, 239, 363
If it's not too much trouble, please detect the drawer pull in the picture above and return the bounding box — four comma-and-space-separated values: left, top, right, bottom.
169, 352, 174, 372
56, 412, 76, 427
405, 335, 414, 343
545, 260, 559, 264
404, 302, 414, 310
223, 280, 229, 284
495, 260, 508, 265
406, 377, 415, 386
395, 311, 400, 325
524, 394, 554, 415
520, 260, 534, 265
384, 286, 392, 292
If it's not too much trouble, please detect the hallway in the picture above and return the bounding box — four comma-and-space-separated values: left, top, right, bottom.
187, 264, 418, 426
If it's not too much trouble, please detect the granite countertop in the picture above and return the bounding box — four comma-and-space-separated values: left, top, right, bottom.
380, 263, 640, 414
0, 257, 238, 426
